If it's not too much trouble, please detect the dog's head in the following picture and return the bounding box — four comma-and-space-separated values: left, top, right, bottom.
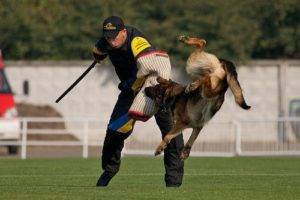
145, 77, 185, 107
145, 78, 169, 105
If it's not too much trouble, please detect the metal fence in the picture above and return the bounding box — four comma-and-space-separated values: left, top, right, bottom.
0, 117, 300, 159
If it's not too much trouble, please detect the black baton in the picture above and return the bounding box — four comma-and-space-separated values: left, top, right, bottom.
55, 61, 97, 103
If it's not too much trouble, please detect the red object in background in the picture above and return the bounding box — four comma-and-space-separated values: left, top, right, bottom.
0, 49, 16, 117
0, 95, 15, 117
0, 49, 4, 69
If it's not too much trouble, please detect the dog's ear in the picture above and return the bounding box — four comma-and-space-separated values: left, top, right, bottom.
157, 77, 170, 85
164, 83, 186, 102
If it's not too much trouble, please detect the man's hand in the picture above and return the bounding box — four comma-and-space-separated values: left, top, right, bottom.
92, 46, 107, 63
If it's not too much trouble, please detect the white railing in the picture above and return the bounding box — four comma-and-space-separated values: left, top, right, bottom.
0, 117, 300, 159
0, 117, 106, 159
237, 117, 300, 156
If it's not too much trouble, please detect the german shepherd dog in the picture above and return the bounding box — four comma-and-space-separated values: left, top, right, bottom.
145, 35, 251, 159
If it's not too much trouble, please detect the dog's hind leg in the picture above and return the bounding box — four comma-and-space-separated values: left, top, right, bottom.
154, 122, 187, 156
180, 127, 202, 160
178, 35, 206, 50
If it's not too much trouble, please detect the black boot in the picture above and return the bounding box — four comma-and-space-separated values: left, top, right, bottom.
166, 183, 182, 187
96, 171, 115, 187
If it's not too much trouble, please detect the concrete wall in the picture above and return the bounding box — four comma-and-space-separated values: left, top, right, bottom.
4, 60, 300, 143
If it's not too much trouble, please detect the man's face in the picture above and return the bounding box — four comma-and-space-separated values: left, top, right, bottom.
105, 29, 127, 49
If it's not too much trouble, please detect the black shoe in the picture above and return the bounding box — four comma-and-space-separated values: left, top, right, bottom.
166, 183, 181, 187
166, 183, 182, 187
96, 171, 114, 187
166, 185, 181, 188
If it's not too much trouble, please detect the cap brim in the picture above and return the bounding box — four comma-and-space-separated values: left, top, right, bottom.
103, 30, 119, 39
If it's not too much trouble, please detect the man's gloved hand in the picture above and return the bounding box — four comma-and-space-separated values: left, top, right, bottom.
92, 46, 107, 63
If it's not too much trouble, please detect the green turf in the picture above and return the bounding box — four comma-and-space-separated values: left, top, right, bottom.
0, 156, 299, 200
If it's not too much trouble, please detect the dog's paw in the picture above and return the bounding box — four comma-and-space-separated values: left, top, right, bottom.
154, 149, 162, 156
154, 146, 164, 156
154, 140, 168, 156
180, 146, 191, 160
178, 35, 189, 42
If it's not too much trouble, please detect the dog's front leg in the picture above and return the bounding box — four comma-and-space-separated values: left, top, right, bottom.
185, 76, 224, 98
185, 77, 209, 94
154, 123, 187, 156
185, 80, 202, 93
154, 138, 169, 156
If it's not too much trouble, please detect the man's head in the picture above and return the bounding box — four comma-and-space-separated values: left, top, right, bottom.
102, 16, 127, 48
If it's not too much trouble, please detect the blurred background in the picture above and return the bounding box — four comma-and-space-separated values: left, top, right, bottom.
0, 0, 299, 158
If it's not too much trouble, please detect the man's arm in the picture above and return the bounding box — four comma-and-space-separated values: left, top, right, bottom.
130, 36, 154, 92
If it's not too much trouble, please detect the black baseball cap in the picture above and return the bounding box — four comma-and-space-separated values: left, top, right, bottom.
102, 16, 125, 39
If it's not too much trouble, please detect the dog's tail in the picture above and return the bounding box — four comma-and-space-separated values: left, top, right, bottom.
220, 59, 251, 110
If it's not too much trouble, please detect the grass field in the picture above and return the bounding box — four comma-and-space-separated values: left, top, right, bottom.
0, 156, 299, 200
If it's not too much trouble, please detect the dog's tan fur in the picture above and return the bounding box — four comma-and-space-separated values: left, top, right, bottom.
145, 35, 251, 159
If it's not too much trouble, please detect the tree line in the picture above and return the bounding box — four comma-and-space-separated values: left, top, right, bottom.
0, 0, 299, 63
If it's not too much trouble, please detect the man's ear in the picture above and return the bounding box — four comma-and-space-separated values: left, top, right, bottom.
121, 29, 127, 41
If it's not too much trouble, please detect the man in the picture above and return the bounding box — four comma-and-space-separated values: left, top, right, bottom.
93, 16, 184, 187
